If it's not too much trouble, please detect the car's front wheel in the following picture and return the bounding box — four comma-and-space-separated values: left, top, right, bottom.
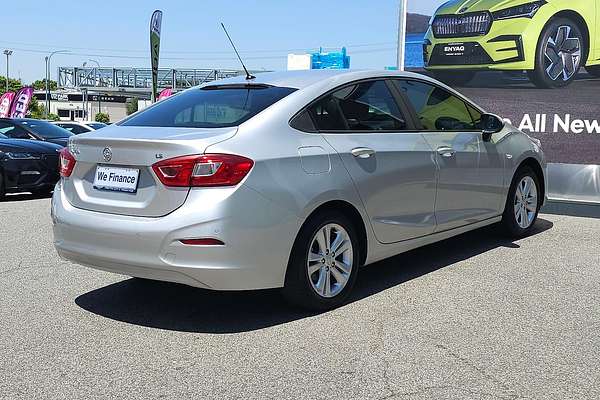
282, 210, 360, 310
529, 18, 585, 88
501, 167, 541, 237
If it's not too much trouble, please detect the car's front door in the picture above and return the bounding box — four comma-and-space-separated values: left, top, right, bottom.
305, 79, 438, 244
394, 79, 505, 232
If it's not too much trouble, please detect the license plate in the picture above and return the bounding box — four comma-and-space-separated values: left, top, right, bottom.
443, 43, 467, 57
93, 165, 140, 193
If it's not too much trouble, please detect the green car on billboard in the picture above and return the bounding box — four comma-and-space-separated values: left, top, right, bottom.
423, 0, 600, 88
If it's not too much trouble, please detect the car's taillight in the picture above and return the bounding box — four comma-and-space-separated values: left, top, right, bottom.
152, 154, 254, 187
59, 147, 76, 177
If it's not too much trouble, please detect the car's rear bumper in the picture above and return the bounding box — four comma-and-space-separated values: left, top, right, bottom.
52, 181, 300, 290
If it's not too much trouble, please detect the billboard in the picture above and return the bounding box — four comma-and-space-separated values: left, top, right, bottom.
407, 0, 600, 165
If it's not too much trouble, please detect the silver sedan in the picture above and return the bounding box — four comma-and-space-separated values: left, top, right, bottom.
52, 70, 546, 310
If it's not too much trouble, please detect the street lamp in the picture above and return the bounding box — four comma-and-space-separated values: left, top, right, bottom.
45, 50, 70, 117
3, 49, 13, 92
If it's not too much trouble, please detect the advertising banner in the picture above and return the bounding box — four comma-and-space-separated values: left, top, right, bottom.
406, 0, 600, 165
157, 88, 172, 101
9, 87, 34, 119
150, 10, 163, 103
0, 91, 16, 118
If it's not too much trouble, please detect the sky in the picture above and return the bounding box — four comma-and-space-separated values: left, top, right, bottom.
2, 0, 442, 84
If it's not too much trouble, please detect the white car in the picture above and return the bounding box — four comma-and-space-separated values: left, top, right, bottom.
53, 121, 107, 134
52, 70, 546, 310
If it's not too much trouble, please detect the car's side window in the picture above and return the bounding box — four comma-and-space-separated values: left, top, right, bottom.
0, 123, 32, 139
394, 79, 480, 132
308, 80, 407, 132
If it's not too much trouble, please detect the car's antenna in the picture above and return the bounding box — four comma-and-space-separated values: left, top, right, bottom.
220, 22, 255, 80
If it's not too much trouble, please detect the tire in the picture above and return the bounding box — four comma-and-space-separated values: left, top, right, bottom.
282, 210, 361, 310
501, 166, 541, 238
586, 65, 600, 78
432, 70, 476, 86
529, 18, 586, 88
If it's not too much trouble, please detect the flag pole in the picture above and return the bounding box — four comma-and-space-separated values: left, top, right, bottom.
397, 0, 408, 71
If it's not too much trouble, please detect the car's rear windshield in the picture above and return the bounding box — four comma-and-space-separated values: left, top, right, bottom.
16, 120, 73, 139
120, 84, 297, 128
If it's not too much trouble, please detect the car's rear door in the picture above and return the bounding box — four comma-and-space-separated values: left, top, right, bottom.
303, 79, 438, 244
394, 79, 505, 232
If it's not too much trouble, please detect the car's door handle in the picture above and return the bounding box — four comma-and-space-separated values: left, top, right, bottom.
351, 147, 376, 159
436, 146, 456, 157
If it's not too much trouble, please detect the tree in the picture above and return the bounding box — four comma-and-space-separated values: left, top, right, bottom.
95, 112, 110, 123
126, 97, 138, 115
0, 77, 23, 95
32, 79, 58, 91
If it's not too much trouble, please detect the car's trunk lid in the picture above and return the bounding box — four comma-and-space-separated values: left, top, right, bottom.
63, 125, 237, 217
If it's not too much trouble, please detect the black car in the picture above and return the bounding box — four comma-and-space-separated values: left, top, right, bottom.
0, 118, 73, 147
0, 133, 62, 198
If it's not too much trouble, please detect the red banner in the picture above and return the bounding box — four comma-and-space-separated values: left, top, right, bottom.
9, 87, 34, 118
158, 88, 172, 101
0, 92, 16, 118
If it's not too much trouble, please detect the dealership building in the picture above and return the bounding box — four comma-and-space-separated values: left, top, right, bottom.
33, 91, 138, 122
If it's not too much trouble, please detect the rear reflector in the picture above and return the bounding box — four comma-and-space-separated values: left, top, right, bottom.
59, 147, 76, 177
152, 153, 253, 187
180, 238, 225, 246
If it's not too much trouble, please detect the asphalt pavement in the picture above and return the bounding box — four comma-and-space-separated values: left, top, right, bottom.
1, 195, 599, 399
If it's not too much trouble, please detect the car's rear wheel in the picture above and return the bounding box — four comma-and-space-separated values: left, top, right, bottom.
501, 167, 541, 237
586, 65, 600, 78
529, 18, 585, 88
432, 70, 476, 86
282, 210, 360, 310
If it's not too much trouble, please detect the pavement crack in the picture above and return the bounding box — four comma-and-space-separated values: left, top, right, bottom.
434, 343, 522, 399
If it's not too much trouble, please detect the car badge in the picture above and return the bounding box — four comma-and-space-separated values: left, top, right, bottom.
102, 147, 112, 162
459, 6, 469, 13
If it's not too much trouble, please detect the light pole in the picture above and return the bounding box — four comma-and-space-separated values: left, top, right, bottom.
88, 59, 101, 116
45, 50, 69, 117
3, 50, 12, 92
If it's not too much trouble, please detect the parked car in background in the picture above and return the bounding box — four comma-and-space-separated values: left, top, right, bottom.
53, 121, 94, 135
52, 70, 546, 310
0, 132, 62, 198
424, 0, 599, 88
0, 118, 73, 147
84, 122, 108, 130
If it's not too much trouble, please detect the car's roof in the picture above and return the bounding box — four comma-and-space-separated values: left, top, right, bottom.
202, 69, 436, 90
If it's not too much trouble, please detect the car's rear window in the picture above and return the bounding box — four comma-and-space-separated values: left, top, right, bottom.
120, 84, 297, 128
16, 120, 73, 139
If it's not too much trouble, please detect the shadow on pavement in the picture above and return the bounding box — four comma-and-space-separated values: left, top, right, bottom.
75, 219, 553, 334
542, 200, 600, 219
0, 192, 53, 202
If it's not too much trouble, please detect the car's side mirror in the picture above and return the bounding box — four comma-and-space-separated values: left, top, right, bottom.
480, 113, 504, 141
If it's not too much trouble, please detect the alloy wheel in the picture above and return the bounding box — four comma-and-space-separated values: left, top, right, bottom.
544, 25, 582, 82
307, 223, 353, 298
514, 176, 538, 229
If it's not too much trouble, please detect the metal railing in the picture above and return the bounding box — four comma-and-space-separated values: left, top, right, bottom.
58, 67, 250, 90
